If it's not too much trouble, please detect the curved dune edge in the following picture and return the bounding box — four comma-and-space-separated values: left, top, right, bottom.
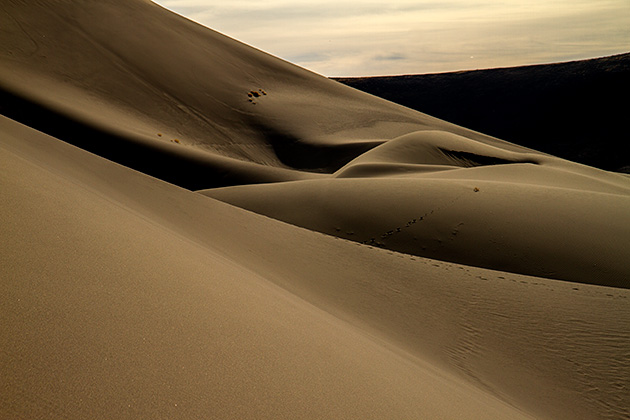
201, 131, 630, 288
201, 177, 630, 287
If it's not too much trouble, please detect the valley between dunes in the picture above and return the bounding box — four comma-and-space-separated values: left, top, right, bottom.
1, 1, 629, 419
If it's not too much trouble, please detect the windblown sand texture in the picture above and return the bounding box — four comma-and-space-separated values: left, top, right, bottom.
1, 1, 629, 419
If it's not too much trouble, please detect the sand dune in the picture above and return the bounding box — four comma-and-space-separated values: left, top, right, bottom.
0, 0, 539, 187
202, 130, 630, 287
1, 0, 630, 419
3, 116, 541, 419
335, 52, 630, 173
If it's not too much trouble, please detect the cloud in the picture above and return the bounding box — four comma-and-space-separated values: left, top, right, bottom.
153, 0, 630, 76
374, 53, 407, 61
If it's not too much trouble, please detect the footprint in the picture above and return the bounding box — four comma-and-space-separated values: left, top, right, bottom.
247, 89, 268, 104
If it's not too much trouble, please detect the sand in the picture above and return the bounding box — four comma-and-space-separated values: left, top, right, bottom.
1, 1, 629, 419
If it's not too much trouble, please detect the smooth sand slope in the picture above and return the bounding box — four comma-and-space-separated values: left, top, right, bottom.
202, 130, 630, 287
1, 117, 538, 419
3, 115, 630, 420
2, 0, 630, 419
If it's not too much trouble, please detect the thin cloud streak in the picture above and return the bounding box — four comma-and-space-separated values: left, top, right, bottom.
153, 0, 630, 76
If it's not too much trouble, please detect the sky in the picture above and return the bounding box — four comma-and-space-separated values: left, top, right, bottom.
152, 0, 630, 77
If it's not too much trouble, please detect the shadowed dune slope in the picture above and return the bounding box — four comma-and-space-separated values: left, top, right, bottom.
335, 53, 630, 173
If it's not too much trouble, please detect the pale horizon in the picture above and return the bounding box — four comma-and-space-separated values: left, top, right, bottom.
152, 0, 630, 77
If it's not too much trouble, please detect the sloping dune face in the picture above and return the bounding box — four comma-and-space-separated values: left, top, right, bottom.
2, 0, 630, 419
3, 115, 630, 420
203, 130, 630, 286
1, 0, 499, 187
1, 117, 541, 420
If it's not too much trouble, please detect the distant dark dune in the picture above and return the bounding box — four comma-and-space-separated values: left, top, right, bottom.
334, 53, 630, 173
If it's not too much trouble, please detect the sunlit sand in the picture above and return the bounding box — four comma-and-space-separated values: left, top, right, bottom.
1, 1, 629, 419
